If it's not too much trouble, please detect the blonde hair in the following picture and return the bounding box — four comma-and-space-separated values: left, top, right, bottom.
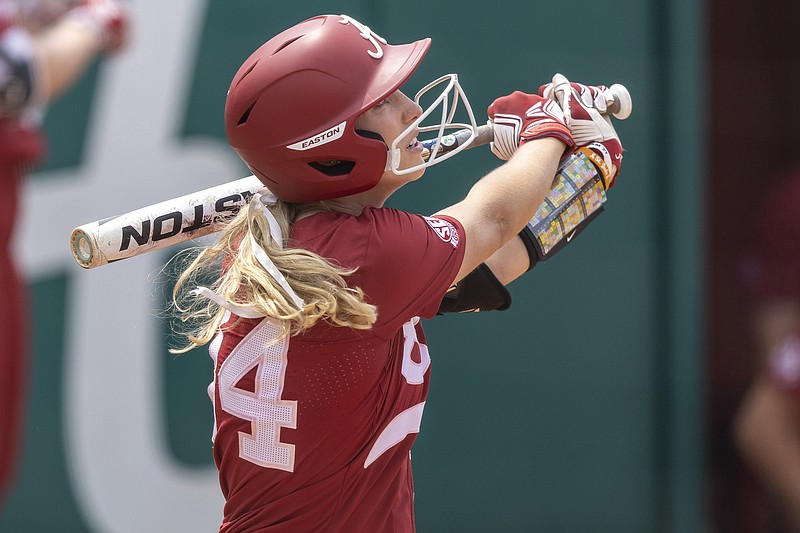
171, 200, 377, 353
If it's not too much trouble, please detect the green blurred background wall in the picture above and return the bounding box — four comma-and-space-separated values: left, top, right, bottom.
0, 1, 707, 531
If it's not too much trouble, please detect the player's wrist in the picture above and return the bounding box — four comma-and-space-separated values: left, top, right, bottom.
519, 122, 573, 149
576, 139, 623, 189
516, 136, 570, 157
67, 0, 129, 54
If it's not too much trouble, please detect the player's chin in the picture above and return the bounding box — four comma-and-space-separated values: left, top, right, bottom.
405, 154, 427, 181
404, 165, 426, 183
390, 157, 426, 182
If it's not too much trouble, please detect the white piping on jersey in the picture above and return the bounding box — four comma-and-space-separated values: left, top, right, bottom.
192, 287, 265, 319
364, 401, 425, 468
247, 189, 305, 310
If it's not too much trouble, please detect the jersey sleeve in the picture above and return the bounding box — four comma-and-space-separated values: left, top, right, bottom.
358, 208, 465, 336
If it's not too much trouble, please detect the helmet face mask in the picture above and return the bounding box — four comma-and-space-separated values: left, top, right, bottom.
386, 73, 477, 176
224, 14, 476, 203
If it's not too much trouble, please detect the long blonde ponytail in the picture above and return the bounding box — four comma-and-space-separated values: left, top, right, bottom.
171, 200, 377, 353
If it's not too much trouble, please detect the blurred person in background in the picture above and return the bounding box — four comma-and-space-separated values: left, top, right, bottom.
0, 0, 129, 506
734, 167, 800, 532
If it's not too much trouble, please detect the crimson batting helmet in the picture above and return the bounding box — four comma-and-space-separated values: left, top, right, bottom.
224, 14, 431, 203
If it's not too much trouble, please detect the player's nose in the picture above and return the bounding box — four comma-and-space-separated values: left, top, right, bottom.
398, 92, 422, 124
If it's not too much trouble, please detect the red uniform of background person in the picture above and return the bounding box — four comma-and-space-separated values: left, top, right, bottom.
0, 0, 128, 505
735, 170, 800, 532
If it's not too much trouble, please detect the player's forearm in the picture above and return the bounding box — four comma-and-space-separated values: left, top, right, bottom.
484, 236, 529, 285
438, 139, 563, 283
464, 138, 563, 244
33, 18, 104, 102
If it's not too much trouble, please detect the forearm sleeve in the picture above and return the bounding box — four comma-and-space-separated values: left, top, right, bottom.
518, 149, 607, 270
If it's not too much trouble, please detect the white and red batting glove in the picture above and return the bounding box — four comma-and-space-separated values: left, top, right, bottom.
539, 74, 624, 188
68, 0, 130, 54
486, 91, 574, 161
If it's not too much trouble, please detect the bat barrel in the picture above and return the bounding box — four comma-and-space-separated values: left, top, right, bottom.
68, 175, 265, 269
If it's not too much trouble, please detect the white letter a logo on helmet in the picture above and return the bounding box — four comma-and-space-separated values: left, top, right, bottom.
338, 14, 387, 59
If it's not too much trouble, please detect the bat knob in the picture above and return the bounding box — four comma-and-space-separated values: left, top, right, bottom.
606, 84, 632, 120
71, 228, 98, 269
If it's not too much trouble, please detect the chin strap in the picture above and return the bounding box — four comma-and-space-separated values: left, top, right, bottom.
384, 148, 401, 172
190, 287, 266, 319
194, 188, 305, 315
245, 189, 305, 310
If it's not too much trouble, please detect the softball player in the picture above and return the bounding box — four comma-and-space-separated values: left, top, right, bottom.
0, 0, 127, 504
735, 170, 800, 531
171, 14, 624, 532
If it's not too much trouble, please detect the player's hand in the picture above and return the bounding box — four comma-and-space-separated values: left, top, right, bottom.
539, 80, 612, 116
486, 91, 574, 161
540, 74, 623, 188
69, 0, 130, 54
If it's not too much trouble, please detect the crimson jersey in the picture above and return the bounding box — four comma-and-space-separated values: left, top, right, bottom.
0, 5, 45, 504
750, 173, 800, 399
209, 207, 465, 532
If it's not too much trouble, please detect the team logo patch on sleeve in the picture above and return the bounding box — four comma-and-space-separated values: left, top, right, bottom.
423, 216, 460, 247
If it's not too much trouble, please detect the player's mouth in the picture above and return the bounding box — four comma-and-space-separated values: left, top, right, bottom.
406, 137, 422, 153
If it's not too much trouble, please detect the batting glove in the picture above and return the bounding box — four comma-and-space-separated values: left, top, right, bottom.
68, 0, 130, 54
486, 91, 574, 161
539, 80, 613, 116
540, 74, 623, 188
